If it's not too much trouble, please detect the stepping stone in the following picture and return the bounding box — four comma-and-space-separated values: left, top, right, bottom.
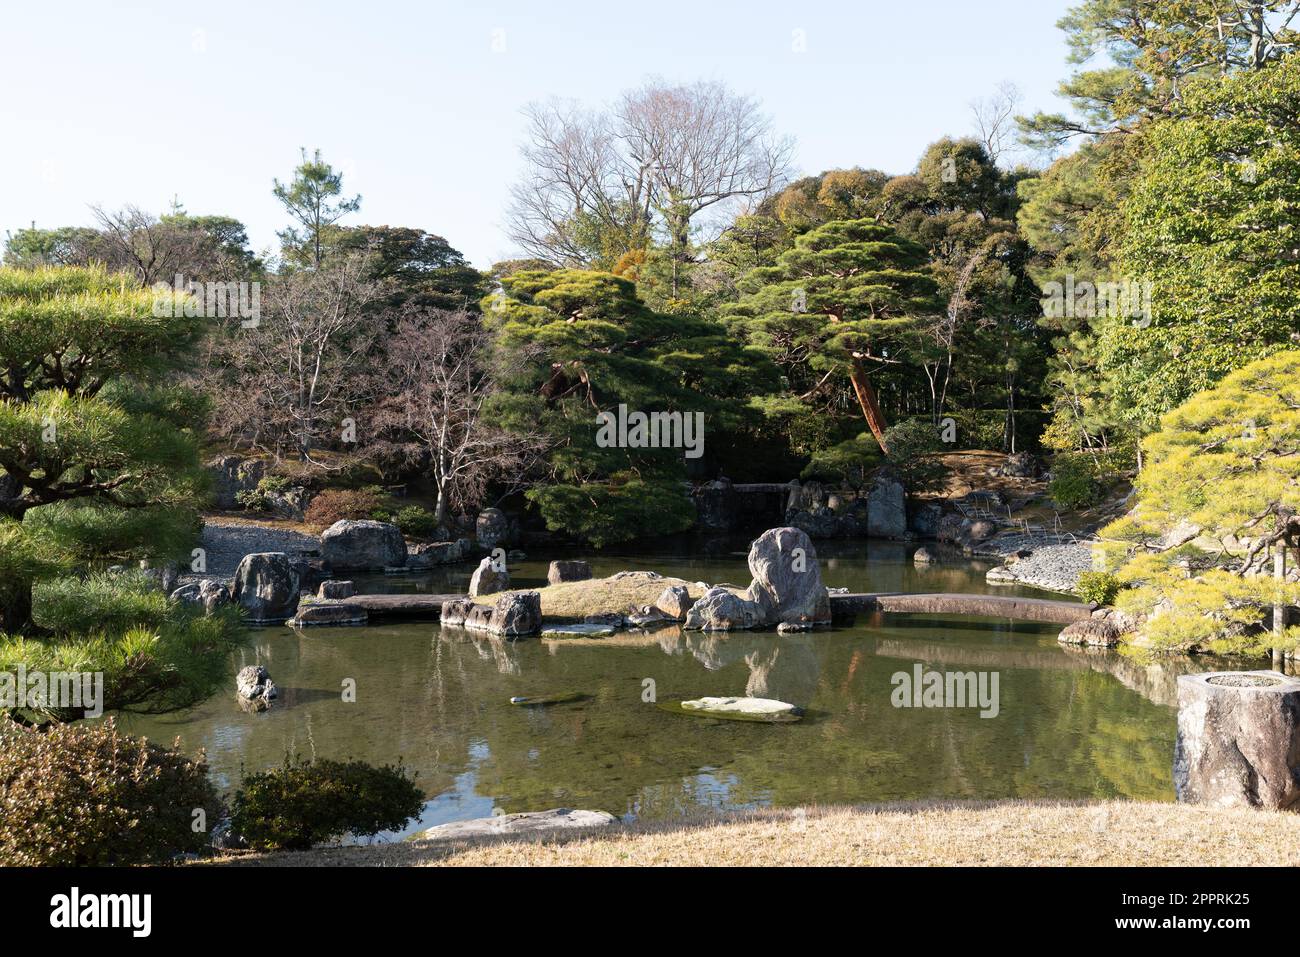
509, 691, 585, 706
541, 623, 616, 639
661, 696, 802, 723
414, 808, 616, 841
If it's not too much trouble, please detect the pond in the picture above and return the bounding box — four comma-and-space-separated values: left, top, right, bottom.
120, 536, 1211, 839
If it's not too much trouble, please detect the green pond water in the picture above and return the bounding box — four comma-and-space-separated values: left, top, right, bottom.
120, 537, 1211, 839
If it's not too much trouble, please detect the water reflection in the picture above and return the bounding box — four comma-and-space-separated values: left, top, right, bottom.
120, 536, 1208, 836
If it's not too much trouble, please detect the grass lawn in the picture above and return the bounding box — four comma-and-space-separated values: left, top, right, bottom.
210, 800, 1300, 867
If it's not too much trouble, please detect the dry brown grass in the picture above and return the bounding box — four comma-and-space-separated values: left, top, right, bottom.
210, 800, 1300, 867
474, 575, 715, 620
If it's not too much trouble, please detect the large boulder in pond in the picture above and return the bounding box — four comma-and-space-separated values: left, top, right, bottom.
547, 560, 592, 585
866, 466, 907, 538
684, 586, 767, 632
230, 553, 300, 623
321, 519, 406, 571
469, 556, 511, 597
441, 593, 540, 637
1174, 671, 1300, 810
745, 526, 831, 627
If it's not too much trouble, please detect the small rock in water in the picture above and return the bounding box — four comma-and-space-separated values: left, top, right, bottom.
541, 623, 616, 638
669, 696, 802, 722
509, 691, 585, 706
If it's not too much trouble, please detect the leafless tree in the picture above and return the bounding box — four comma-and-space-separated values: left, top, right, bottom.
206, 254, 382, 463
89, 205, 251, 285
367, 308, 546, 524
507, 78, 793, 282
969, 82, 1023, 167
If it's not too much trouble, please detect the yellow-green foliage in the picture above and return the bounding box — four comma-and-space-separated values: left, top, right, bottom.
1101, 351, 1300, 653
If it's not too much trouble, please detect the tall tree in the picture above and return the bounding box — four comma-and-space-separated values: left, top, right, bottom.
725, 219, 940, 452
273, 148, 361, 268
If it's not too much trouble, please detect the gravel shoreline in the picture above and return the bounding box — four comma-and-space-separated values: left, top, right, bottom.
188, 519, 321, 582
979, 539, 1096, 596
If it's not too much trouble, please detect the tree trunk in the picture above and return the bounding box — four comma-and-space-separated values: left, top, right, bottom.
1274, 541, 1288, 672
0, 581, 33, 637
434, 481, 449, 526
848, 358, 890, 455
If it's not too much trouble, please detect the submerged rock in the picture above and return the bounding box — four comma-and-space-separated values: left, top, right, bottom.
415, 808, 616, 841
666, 695, 803, 722
508, 691, 585, 705
541, 623, 615, 638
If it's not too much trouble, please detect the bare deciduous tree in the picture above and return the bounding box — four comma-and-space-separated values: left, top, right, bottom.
969, 82, 1022, 167
368, 308, 545, 524
207, 254, 382, 463
507, 78, 793, 281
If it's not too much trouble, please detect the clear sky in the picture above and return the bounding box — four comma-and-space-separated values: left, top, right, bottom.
0, 0, 1077, 268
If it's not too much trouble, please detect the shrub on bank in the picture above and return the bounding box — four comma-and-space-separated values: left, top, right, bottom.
230, 757, 424, 851
303, 487, 390, 526
1049, 454, 1106, 510
1077, 570, 1121, 605
0, 717, 223, 866
393, 505, 441, 539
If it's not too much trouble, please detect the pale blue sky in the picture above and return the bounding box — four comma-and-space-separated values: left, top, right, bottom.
0, 0, 1077, 268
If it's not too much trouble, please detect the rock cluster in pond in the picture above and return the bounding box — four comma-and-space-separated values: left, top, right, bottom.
469, 555, 511, 596
1174, 671, 1300, 810
780, 467, 909, 540
548, 559, 592, 585
170, 578, 233, 615
441, 592, 541, 637
684, 526, 831, 632
235, 664, 277, 711
415, 808, 616, 841
230, 552, 301, 623
1057, 618, 1119, 647
320, 519, 406, 571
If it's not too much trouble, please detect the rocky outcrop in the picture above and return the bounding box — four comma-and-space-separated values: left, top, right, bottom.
321, 520, 406, 571
235, 665, 277, 711
318, 580, 355, 599
1174, 671, 1300, 810
476, 508, 509, 548
683, 587, 768, 631
171, 579, 232, 615
469, 556, 511, 597
746, 526, 831, 627
996, 451, 1041, 478
408, 540, 470, 567
230, 552, 301, 623
1057, 618, 1119, 647
547, 560, 592, 585
865, 466, 907, 538
206, 455, 265, 509
441, 592, 541, 637
655, 584, 694, 620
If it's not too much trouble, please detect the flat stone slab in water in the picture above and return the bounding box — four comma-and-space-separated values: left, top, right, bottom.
541, 623, 616, 638
663, 696, 802, 723
509, 691, 585, 706
415, 808, 616, 841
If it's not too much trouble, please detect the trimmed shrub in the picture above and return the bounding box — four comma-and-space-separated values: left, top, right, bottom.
230, 757, 424, 851
234, 475, 291, 512
883, 418, 949, 491
1049, 454, 1105, 510
0, 717, 222, 865
393, 505, 441, 539
303, 487, 389, 526
1077, 570, 1122, 606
